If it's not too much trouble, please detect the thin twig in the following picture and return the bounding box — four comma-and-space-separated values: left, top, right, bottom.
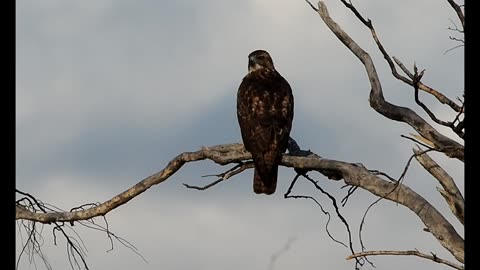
444, 44, 465, 55
284, 174, 348, 249
368, 170, 397, 182
347, 249, 463, 270
447, 18, 463, 34
303, 174, 370, 269
304, 0, 319, 11
340, 185, 358, 207
184, 162, 254, 190
449, 36, 464, 43
412, 66, 464, 138
183, 179, 225, 190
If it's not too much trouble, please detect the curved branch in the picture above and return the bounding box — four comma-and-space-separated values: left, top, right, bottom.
411, 69, 464, 138
392, 57, 463, 114
314, 1, 464, 161
184, 161, 255, 190
16, 142, 464, 263
347, 250, 463, 270
446, 0, 464, 29
413, 147, 464, 225
336, 0, 463, 114
283, 154, 464, 263
16, 144, 250, 224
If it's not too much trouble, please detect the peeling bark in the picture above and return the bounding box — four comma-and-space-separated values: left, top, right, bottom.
313, 1, 463, 161
16, 142, 464, 263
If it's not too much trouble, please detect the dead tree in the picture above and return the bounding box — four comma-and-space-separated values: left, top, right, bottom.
16, 1, 464, 269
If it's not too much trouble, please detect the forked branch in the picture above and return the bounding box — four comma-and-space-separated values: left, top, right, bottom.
16, 143, 251, 224
413, 147, 464, 224
411, 67, 464, 138
347, 250, 464, 270
16, 141, 464, 263
312, 1, 463, 162
334, 0, 464, 115
392, 57, 463, 114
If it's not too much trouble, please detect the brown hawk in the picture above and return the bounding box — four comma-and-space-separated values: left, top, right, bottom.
237, 50, 294, 195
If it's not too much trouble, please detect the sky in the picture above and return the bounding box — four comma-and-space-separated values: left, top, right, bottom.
16, 0, 464, 270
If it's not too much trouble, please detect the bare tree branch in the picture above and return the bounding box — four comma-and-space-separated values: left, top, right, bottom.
449, 36, 465, 44
183, 178, 225, 191
16, 142, 464, 263
312, 1, 463, 161
303, 174, 369, 269
413, 147, 464, 225
446, 0, 465, 29
413, 65, 463, 138
340, 185, 358, 207
284, 150, 464, 263
16, 144, 250, 224
447, 18, 464, 34
392, 56, 414, 79
15, 191, 92, 270
411, 66, 464, 138
312, 1, 464, 262
284, 174, 349, 249
445, 39, 464, 55
392, 57, 464, 114
335, 0, 463, 114
304, 0, 319, 11
347, 249, 463, 270
285, 173, 373, 269
358, 147, 432, 259
183, 161, 254, 190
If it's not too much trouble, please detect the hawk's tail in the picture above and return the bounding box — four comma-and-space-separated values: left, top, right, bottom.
253, 166, 278, 195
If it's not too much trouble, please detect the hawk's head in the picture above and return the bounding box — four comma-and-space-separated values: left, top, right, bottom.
248, 50, 275, 72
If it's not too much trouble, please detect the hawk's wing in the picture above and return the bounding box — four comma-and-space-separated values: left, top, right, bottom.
237, 70, 294, 162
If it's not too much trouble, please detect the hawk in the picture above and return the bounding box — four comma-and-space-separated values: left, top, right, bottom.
237, 50, 294, 195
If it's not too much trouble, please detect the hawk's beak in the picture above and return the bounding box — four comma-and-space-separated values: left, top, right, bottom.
249, 56, 256, 64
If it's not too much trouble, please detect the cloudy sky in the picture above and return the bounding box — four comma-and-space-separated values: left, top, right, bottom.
16, 0, 464, 269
